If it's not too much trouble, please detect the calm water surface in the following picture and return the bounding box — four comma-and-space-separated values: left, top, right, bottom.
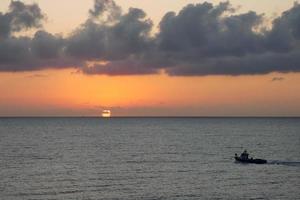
0, 118, 299, 199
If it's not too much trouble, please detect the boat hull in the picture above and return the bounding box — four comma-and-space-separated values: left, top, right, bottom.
235, 157, 267, 164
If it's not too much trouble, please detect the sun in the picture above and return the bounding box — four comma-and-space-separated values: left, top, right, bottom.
102, 110, 111, 118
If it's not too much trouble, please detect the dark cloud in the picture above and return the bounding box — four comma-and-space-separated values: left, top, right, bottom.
0, 31, 80, 72
0, 1, 76, 72
78, 1, 300, 76
89, 0, 121, 21
166, 51, 300, 76
31, 31, 64, 59
0, 0, 45, 39
153, 2, 300, 76
0, 0, 300, 76
66, 6, 153, 61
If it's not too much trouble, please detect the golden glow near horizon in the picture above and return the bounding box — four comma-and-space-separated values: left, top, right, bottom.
0, 69, 299, 116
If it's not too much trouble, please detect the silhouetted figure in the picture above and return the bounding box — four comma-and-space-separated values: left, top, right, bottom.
240, 150, 249, 160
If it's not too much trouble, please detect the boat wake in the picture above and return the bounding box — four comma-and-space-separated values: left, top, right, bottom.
267, 160, 300, 167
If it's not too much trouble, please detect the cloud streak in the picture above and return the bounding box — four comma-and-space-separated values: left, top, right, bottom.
0, 0, 300, 76
272, 77, 285, 82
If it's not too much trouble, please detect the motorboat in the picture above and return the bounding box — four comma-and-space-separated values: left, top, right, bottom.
235, 155, 267, 164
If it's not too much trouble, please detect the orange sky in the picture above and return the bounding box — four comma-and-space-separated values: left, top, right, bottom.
1, 69, 299, 116
0, 0, 300, 116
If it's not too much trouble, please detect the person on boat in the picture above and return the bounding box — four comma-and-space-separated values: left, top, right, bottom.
240, 150, 249, 160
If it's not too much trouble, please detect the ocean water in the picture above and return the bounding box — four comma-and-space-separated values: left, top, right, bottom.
0, 117, 299, 200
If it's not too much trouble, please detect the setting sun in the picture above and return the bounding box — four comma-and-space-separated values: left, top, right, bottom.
0, 1, 299, 199
102, 110, 111, 118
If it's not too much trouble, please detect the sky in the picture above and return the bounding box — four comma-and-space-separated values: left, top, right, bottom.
0, 0, 300, 117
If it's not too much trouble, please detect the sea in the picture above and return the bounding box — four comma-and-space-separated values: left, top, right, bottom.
0, 117, 299, 200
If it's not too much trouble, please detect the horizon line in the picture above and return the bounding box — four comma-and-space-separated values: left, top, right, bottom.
0, 116, 299, 118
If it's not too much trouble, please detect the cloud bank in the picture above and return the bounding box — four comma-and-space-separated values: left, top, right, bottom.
0, 0, 300, 76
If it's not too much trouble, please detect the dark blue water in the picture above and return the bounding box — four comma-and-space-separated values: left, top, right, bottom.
0, 118, 299, 199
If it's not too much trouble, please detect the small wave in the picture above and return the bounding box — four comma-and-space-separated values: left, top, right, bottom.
267, 160, 300, 167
